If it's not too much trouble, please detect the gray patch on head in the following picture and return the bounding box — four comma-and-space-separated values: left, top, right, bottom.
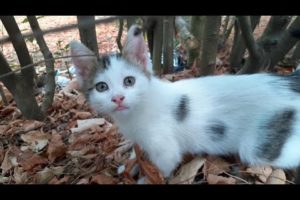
287, 72, 300, 93
257, 108, 296, 161
175, 95, 189, 122
100, 55, 111, 69
206, 120, 227, 140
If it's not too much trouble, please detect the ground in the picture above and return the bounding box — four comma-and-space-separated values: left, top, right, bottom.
0, 16, 296, 184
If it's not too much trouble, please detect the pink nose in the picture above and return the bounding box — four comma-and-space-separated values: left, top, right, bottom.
111, 95, 125, 104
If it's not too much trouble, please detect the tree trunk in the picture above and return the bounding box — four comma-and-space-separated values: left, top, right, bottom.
268, 16, 300, 69
257, 16, 292, 54
229, 16, 261, 70
197, 16, 221, 76
0, 16, 43, 120
152, 17, 163, 76
187, 16, 205, 67
77, 16, 99, 59
27, 15, 56, 114
237, 16, 265, 74
218, 16, 235, 50
163, 16, 174, 74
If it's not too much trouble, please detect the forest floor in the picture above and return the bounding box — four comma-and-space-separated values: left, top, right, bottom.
0, 16, 296, 184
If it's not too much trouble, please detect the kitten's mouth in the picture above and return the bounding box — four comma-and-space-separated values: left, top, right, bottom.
114, 105, 129, 111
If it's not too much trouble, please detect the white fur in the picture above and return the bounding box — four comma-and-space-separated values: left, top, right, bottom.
87, 60, 300, 177
71, 25, 300, 177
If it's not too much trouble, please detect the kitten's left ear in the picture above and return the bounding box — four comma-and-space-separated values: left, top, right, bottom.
122, 25, 152, 74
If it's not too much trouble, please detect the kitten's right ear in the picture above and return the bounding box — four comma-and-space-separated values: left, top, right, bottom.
70, 40, 97, 84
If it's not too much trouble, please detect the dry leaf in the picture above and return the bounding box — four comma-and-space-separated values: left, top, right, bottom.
49, 176, 69, 184
36, 166, 64, 184
207, 174, 236, 184
18, 151, 48, 171
246, 166, 272, 183
71, 118, 106, 134
266, 169, 286, 184
14, 166, 28, 184
0, 148, 4, 164
0, 125, 9, 135
204, 156, 231, 177
91, 174, 115, 184
77, 178, 89, 184
0, 146, 21, 172
0, 106, 16, 117
169, 156, 205, 184
47, 133, 67, 163
22, 120, 45, 132
74, 111, 92, 119
21, 130, 50, 152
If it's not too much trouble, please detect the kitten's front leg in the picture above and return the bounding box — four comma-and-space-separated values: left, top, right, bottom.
146, 139, 182, 178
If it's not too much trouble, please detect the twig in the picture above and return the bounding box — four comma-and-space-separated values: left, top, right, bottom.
116, 19, 124, 52
0, 54, 94, 80
0, 84, 8, 105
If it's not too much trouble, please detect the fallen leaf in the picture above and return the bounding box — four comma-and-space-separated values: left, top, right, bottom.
266, 169, 286, 184
21, 130, 50, 152
0, 106, 15, 117
49, 176, 69, 184
0, 148, 4, 164
0, 146, 21, 172
246, 166, 273, 183
36, 166, 64, 184
169, 156, 206, 184
207, 174, 236, 184
203, 156, 231, 177
71, 118, 106, 134
14, 166, 28, 184
11, 108, 22, 120
0, 125, 9, 135
47, 133, 67, 163
77, 178, 89, 184
22, 120, 45, 132
74, 111, 92, 119
18, 151, 48, 171
91, 174, 115, 184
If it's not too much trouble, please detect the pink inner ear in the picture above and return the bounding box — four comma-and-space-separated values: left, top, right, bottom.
71, 49, 92, 80
133, 37, 147, 67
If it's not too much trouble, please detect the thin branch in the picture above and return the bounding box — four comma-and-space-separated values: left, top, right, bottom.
116, 18, 124, 52
27, 15, 56, 114
0, 16, 130, 45
175, 16, 198, 50
0, 84, 8, 106
0, 54, 94, 80
237, 16, 260, 59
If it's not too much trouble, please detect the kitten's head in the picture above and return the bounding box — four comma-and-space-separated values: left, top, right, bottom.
70, 25, 153, 117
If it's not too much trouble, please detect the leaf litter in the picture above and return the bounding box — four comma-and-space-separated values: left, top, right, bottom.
0, 17, 298, 184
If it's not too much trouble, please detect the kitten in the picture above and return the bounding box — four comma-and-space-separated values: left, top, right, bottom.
70, 25, 300, 183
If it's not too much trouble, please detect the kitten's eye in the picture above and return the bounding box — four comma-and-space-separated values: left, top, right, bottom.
95, 82, 109, 92
124, 76, 135, 87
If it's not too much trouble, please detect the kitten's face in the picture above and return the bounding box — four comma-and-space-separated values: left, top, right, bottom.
88, 56, 150, 116
70, 25, 152, 118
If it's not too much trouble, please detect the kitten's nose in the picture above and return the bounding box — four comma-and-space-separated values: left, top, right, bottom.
111, 95, 125, 104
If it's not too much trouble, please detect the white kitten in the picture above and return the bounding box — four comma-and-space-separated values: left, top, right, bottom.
70, 25, 300, 182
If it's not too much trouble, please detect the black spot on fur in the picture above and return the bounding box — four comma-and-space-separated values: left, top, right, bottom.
175, 95, 189, 122
290, 29, 300, 38
134, 27, 142, 36
101, 55, 111, 69
286, 72, 300, 93
257, 109, 296, 161
207, 121, 227, 140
